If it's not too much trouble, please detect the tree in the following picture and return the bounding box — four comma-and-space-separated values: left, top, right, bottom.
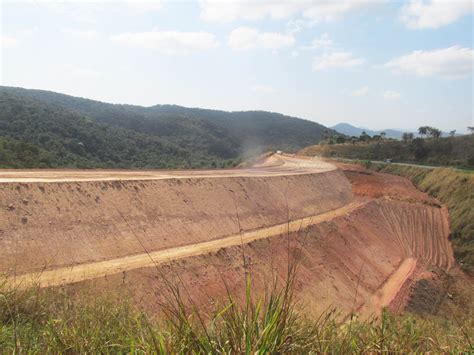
427, 127, 441, 139
359, 131, 371, 143
402, 132, 414, 143
380, 132, 386, 140
418, 126, 429, 138
323, 129, 329, 140
449, 130, 456, 138
468, 127, 474, 134
410, 138, 429, 159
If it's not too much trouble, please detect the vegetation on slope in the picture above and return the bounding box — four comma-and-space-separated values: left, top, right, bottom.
0, 137, 54, 168
0, 86, 336, 168
301, 134, 474, 168
1, 275, 472, 353
359, 164, 473, 274
0, 91, 235, 169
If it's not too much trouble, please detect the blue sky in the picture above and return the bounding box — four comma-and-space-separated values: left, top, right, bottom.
1, 0, 473, 133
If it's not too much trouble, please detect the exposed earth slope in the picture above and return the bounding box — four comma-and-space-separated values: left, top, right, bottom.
0, 155, 456, 317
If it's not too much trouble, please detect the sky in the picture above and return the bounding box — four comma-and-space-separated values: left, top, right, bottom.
1, 0, 473, 133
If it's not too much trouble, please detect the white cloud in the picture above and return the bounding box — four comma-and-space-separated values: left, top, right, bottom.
0, 35, 18, 49
291, 50, 299, 57
304, 33, 365, 73
19, 1, 161, 24
303, 33, 336, 50
351, 86, 369, 96
121, 0, 161, 12
17, 28, 38, 38
62, 28, 100, 40
22, 0, 161, 10
383, 46, 474, 79
286, 18, 313, 34
251, 84, 276, 93
200, 0, 382, 23
400, 0, 473, 29
303, 1, 379, 22
383, 90, 401, 100
111, 30, 218, 54
228, 27, 295, 51
312, 33, 335, 49
313, 51, 365, 70
200, 0, 302, 22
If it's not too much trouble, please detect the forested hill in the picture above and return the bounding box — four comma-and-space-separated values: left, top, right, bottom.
0, 86, 335, 169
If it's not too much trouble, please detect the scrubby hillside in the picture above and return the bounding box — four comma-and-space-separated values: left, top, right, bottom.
301, 135, 474, 168
0, 86, 335, 168
0, 90, 224, 168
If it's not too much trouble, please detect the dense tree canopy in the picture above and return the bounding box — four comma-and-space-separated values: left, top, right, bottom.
0, 87, 336, 168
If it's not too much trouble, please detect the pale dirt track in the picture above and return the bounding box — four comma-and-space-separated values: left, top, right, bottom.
0, 154, 335, 183
8, 200, 365, 289
358, 257, 418, 317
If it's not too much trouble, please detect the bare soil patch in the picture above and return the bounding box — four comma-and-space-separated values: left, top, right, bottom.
0, 155, 457, 317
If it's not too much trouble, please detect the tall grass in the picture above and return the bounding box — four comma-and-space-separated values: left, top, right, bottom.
1, 271, 473, 352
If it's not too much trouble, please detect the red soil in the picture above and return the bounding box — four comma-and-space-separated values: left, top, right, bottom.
0, 156, 456, 318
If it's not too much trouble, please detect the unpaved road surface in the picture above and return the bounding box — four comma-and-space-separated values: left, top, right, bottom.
9, 200, 365, 289
0, 154, 334, 183
358, 257, 418, 317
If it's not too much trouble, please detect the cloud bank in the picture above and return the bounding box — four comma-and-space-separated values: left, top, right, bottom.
384, 46, 473, 79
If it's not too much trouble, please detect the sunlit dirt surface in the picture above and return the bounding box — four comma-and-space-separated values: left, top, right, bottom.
0, 155, 455, 318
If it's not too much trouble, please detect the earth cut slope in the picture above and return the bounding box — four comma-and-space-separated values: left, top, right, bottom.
0, 155, 352, 274
0, 155, 456, 317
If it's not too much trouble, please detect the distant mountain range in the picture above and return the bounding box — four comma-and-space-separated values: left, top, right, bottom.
331, 123, 458, 140
0, 86, 337, 168
331, 123, 408, 139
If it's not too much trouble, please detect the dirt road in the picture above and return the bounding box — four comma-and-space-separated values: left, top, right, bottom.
0, 154, 335, 183
358, 257, 418, 317
8, 200, 365, 289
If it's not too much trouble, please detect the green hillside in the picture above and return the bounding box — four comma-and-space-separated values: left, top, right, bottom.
0, 87, 335, 168
301, 135, 474, 168
0, 91, 224, 168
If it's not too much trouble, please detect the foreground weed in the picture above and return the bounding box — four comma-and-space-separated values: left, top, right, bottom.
1, 275, 472, 353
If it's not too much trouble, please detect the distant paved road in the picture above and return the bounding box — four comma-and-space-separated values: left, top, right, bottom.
371, 160, 439, 169
329, 157, 440, 169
